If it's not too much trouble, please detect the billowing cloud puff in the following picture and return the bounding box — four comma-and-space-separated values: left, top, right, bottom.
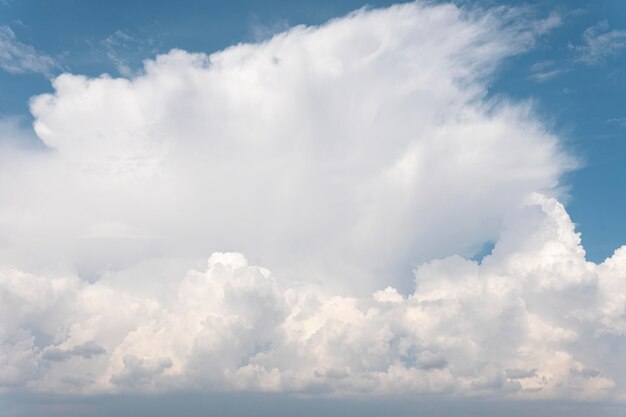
0, 0, 622, 403
1, 195, 625, 399
1, 2, 571, 293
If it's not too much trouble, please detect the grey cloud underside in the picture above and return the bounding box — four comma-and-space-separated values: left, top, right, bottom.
0, 1, 624, 403
41, 341, 106, 362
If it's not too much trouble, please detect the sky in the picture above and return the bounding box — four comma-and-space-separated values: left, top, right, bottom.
0, 1, 625, 416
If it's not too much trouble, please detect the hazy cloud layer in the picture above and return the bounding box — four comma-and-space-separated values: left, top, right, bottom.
1, 1, 622, 403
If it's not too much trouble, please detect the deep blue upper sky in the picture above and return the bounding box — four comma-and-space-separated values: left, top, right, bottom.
0, 0, 624, 262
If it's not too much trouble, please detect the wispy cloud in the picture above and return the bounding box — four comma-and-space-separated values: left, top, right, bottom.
101, 30, 136, 77
0, 25, 58, 76
571, 20, 626, 65
100, 30, 157, 77
529, 60, 569, 82
531, 11, 562, 35
607, 117, 626, 127
248, 16, 291, 42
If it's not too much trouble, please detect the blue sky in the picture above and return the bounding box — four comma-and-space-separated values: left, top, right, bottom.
1, 1, 626, 416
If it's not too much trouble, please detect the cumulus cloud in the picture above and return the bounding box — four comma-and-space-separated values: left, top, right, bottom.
0, 25, 57, 75
0, 195, 625, 399
1, 0, 621, 403
1, 2, 573, 294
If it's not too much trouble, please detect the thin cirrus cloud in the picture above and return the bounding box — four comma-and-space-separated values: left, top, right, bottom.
572, 20, 626, 65
529, 60, 569, 82
0, 25, 58, 76
100, 29, 159, 78
1, 0, 624, 404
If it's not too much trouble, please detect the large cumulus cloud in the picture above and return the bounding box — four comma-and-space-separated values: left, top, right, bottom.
2, 2, 571, 292
1, 0, 622, 402
1, 195, 625, 399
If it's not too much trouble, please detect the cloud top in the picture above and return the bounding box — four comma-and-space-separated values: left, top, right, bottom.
0, 2, 573, 292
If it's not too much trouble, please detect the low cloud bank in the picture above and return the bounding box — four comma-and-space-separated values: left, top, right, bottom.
1, 195, 625, 400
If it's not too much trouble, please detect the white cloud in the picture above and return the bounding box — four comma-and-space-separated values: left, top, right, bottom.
572, 21, 626, 65
0, 195, 624, 399
529, 61, 569, 82
607, 117, 626, 127
0, 2, 573, 294
100, 30, 158, 78
0, 25, 57, 75
0, 116, 46, 149
1, 1, 620, 402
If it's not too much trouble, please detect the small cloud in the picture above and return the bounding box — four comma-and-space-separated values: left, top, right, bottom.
0, 25, 58, 76
569, 9, 587, 17
248, 16, 291, 42
100, 30, 158, 78
607, 117, 626, 127
529, 60, 569, 82
571, 21, 626, 65
530, 69, 567, 81
101, 30, 138, 77
373, 287, 404, 303
532, 12, 562, 35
